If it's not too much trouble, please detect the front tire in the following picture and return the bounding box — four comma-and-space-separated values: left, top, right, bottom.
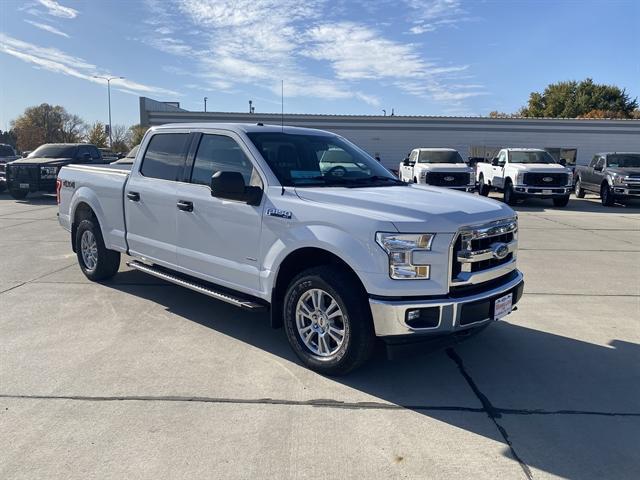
283, 265, 375, 375
9, 189, 28, 200
75, 219, 120, 281
601, 183, 615, 207
478, 174, 490, 196
574, 178, 585, 198
503, 181, 517, 205
553, 195, 570, 207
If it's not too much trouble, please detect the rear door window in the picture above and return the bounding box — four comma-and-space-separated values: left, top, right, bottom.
140, 133, 190, 181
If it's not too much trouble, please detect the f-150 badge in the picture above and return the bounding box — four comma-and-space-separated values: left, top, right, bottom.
266, 208, 292, 219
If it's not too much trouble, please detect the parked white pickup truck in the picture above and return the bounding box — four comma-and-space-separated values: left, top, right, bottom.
399, 148, 475, 192
57, 124, 524, 375
476, 148, 572, 206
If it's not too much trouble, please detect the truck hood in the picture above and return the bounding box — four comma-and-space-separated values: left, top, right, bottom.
608, 167, 640, 176
509, 163, 569, 173
295, 185, 514, 233
415, 163, 472, 172
8, 157, 73, 166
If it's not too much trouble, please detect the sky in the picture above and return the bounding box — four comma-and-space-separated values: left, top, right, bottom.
1, 0, 639, 130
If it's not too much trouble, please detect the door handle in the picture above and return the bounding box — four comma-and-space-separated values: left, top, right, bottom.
127, 191, 140, 201
177, 200, 193, 212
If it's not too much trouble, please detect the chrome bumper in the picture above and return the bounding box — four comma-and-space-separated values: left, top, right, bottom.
513, 185, 571, 195
369, 270, 524, 337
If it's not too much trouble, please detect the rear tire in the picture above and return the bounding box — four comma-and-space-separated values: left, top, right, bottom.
503, 181, 517, 205
553, 195, 570, 207
75, 218, 120, 281
478, 174, 490, 196
601, 183, 615, 207
283, 265, 375, 375
574, 177, 585, 198
9, 189, 28, 200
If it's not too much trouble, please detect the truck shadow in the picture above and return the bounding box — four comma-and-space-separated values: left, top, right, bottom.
104, 271, 640, 480
0, 192, 57, 205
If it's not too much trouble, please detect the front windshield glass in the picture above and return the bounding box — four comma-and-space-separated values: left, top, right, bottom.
509, 151, 556, 164
0, 145, 15, 156
608, 154, 640, 168
29, 145, 78, 158
418, 150, 464, 163
246, 132, 401, 187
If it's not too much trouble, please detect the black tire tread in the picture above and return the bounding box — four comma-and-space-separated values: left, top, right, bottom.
75, 218, 120, 281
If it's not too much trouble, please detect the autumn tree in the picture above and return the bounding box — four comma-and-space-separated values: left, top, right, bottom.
110, 124, 131, 153
129, 124, 148, 147
86, 122, 108, 148
11, 104, 64, 150
520, 78, 637, 118
60, 114, 86, 142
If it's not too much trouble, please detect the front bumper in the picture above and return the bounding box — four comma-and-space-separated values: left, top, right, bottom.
369, 270, 524, 337
513, 185, 571, 196
612, 185, 640, 196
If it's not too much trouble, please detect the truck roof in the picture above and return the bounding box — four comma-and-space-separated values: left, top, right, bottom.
413, 148, 458, 152
155, 123, 335, 136
502, 148, 547, 152
595, 152, 640, 156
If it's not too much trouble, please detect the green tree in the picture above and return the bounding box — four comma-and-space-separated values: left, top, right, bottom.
520, 79, 638, 118
86, 122, 108, 148
129, 124, 148, 147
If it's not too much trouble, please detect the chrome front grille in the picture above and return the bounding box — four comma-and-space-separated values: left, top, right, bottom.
450, 217, 518, 289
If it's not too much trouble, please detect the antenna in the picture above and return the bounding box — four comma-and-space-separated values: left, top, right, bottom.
281, 80, 284, 132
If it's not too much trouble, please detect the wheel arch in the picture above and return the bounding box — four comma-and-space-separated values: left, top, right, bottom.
269, 247, 367, 329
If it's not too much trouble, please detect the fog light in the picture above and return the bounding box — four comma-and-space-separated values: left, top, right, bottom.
405, 307, 440, 328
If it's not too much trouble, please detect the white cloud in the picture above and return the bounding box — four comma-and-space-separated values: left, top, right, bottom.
24, 20, 70, 38
0, 33, 178, 97
37, 0, 78, 19
405, 0, 470, 34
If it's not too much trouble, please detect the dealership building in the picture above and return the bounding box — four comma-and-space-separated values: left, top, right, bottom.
140, 97, 640, 170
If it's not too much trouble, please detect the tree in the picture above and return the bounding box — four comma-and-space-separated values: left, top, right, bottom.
520, 78, 638, 118
11, 103, 67, 151
86, 122, 108, 148
60, 113, 86, 143
110, 124, 131, 153
129, 124, 148, 147
0, 129, 17, 148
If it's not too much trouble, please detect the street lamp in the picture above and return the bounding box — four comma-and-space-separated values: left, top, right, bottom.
204, 97, 208, 112
93, 75, 124, 148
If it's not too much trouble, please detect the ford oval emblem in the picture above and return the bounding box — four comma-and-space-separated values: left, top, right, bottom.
444, 176, 455, 181
543, 176, 553, 182
492, 243, 510, 260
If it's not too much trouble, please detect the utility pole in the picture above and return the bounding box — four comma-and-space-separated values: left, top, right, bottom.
204, 97, 208, 112
93, 75, 124, 148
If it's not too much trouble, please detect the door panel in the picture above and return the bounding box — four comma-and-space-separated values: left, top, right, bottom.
176, 133, 264, 293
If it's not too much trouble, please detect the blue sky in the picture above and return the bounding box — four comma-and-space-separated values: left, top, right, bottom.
1, 0, 638, 130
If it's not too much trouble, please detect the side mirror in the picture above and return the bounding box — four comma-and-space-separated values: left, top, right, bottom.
210, 171, 262, 205
558, 158, 567, 166
81, 153, 92, 163
402, 158, 411, 166
491, 158, 500, 166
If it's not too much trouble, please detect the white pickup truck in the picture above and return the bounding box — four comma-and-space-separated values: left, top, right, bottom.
476, 148, 572, 206
399, 148, 475, 192
57, 123, 524, 375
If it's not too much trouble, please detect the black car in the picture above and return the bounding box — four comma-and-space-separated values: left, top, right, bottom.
0, 144, 20, 192
5, 143, 104, 199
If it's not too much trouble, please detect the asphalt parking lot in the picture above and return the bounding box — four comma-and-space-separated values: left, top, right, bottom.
1, 192, 638, 480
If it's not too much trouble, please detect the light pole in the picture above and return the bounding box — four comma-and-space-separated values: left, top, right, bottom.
204, 97, 208, 112
93, 75, 124, 148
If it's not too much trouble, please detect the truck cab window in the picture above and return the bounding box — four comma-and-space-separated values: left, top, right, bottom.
191, 134, 257, 186
140, 133, 190, 181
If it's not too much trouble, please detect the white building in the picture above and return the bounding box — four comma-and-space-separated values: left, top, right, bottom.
140, 97, 640, 170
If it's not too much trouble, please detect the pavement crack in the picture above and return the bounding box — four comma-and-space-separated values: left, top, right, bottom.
446, 347, 534, 480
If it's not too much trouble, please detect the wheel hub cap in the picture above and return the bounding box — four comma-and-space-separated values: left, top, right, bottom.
80, 230, 98, 272
295, 288, 346, 357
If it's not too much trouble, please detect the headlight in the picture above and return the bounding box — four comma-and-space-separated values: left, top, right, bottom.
376, 232, 434, 279
514, 172, 523, 184
613, 174, 626, 185
469, 171, 475, 184
40, 166, 58, 178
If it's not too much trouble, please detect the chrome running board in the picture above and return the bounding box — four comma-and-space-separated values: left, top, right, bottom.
127, 261, 267, 312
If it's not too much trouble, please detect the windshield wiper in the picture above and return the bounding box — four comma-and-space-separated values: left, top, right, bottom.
351, 176, 406, 186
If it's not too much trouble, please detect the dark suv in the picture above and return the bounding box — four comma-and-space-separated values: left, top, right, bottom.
5, 143, 104, 199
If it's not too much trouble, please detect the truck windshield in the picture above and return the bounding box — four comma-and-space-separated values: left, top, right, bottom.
509, 151, 556, 164
28, 145, 78, 158
418, 151, 464, 163
246, 131, 402, 187
607, 154, 640, 168
0, 145, 15, 156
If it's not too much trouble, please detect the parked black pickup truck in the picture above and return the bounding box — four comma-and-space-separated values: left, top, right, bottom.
5, 143, 104, 199
574, 153, 640, 206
